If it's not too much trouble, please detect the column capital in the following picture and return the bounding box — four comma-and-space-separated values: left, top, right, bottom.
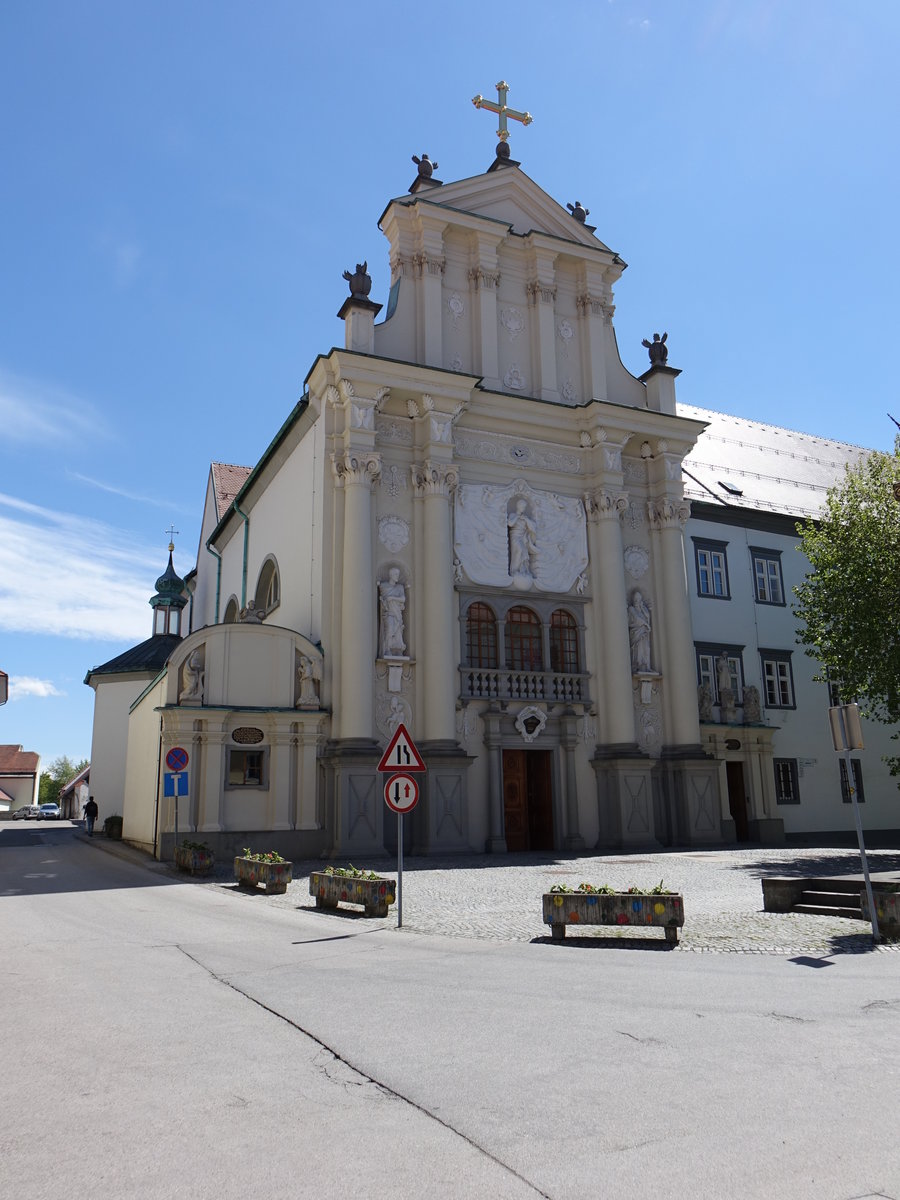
648, 497, 690, 530
412, 460, 459, 499
332, 450, 381, 488
585, 488, 628, 522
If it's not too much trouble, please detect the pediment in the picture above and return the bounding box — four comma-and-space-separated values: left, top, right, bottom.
392, 167, 614, 253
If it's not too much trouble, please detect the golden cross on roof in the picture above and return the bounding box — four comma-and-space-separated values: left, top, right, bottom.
472, 81, 533, 152
165, 524, 179, 552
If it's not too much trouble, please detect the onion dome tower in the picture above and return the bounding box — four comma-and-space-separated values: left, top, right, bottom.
150, 540, 188, 636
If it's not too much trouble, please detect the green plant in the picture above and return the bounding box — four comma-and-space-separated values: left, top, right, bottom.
324, 864, 383, 880
103, 814, 123, 838
577, 882, 616, 895
549, 879, 676, 895
180, 839, 212, 853
241, 848, 286, 863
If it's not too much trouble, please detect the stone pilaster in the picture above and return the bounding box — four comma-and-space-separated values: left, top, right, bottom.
560, 709, 585, 850
585, 488, 637, 748
483, 707, 507, 853
468, 231, 502, 388
412, 460, 460, 743
332, 449, 381, 740
647, 497, 700, 749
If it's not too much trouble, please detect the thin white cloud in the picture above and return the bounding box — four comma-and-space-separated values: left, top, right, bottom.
67, 471, 193, 514
96, 232, 143, 288
0, 369, 110, 447
8, 677, 64, 701
0, 492, 186, 641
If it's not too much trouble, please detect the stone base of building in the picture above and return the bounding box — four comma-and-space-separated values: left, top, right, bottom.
592, 753, 662, 851
156, 827, 329, 863
748, 816, 786, 845
410, 741, 473, 855
653, 751, 725, 847
322, 739, 391, 859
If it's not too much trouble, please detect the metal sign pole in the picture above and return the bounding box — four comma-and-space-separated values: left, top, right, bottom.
397, 811, 403, 929
837, 708, 880, 943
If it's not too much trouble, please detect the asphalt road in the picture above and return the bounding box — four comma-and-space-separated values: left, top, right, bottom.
2, 822, 899, 1200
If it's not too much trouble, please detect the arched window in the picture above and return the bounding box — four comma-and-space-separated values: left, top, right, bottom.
223, 597, 239, 624
254, 557, 280, 616
506, 606, 543, 671
550, 610, 579, 673
466, 602, 498, 668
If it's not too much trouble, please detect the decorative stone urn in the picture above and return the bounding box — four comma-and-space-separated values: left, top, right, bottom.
310, 871, 396, 918
174, 844, 214, 875
234, 857, 293, 895
542, 892, 684, 944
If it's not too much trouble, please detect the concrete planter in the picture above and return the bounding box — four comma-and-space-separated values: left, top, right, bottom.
542, 892, 684, 944
310, 871, 396, 917
861, 886, 900, 940
234, 857, 292, 895
174, 845, 214, 875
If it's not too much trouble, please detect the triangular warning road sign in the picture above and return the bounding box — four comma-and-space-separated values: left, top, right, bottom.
377, 722, 426, 772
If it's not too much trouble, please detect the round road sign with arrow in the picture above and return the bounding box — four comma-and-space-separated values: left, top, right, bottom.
384, 772, 419, 814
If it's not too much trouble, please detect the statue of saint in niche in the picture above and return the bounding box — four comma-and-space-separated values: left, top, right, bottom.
379, 568, 406, 657
628, 591, 652, 673
507, 499, 537, 580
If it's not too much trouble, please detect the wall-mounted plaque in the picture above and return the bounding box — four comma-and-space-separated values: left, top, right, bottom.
232, 727, 264, 745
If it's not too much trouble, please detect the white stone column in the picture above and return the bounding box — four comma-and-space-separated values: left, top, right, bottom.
577, 267, 612, 403
586, 489, 636, 747
649, 498, 701, 748
333, 450, 381, 740
412, 460, 460, 742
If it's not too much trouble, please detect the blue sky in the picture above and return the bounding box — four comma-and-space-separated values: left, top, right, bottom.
2, 0, 898, 771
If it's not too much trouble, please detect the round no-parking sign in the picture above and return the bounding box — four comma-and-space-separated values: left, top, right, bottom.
165, 746, 189, 772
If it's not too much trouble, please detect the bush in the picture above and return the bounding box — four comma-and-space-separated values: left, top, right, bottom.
103, 814, 123, 839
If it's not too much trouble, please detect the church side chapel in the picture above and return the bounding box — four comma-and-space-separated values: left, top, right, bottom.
93, 84, 787, 861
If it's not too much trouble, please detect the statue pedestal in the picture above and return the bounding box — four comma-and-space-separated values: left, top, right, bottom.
633, 671, 662, 705
378, 656, 411, 694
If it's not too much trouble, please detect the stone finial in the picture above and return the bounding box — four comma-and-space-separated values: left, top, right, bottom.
342, 262, 372, 300
641, 331, 668, 366
567, 201, 590, 223
412, 153, 438, 178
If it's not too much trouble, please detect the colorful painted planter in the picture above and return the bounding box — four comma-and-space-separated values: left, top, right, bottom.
860, 885, 900, 940
542, 892, 685, 944
174, 845, 214, 875
234, 857, 293, 895
310, 871, 396, 918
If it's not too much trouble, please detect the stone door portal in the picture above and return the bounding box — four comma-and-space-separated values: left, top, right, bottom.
502, 749, 554, 852
726, 761, 749, 842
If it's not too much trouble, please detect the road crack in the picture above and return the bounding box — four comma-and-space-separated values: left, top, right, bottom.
176, 945, 552, 1199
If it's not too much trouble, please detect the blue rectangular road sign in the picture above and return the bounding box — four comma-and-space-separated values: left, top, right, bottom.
164, 772, 189, 797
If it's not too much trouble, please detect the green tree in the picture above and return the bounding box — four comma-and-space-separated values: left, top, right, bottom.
38, 756, 89, 806
793, 437, 900, 773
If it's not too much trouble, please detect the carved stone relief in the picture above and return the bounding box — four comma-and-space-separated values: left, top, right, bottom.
454, 432, 583, 475
454, 478, 588, 592
503, 363, 526, 391
448, 293, 465, 326
380, 464, 407, 498
500, 306, 525, 340
377, 691, 412, 741
624, 545, 650, 578
515, 705, 547, 744
378, 515, 410, 553
179, 646, 205, 705
375, 418, 413, 446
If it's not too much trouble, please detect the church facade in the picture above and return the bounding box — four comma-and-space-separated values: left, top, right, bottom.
87, 133, 898, 860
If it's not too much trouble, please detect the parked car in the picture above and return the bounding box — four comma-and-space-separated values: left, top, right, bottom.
13, 805, 40, 820
37, 803, 61, 820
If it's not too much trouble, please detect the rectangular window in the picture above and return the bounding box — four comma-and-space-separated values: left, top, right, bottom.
696, 644, 744, 704
227, 749, 266, 787
774, 759, 800, 804
839, 759, 865, 803
750, 547, 785, 605
693, 539, 730, 598
761, 651, 795, 708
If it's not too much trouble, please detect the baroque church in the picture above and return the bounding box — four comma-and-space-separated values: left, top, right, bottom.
86, 89, 897, 860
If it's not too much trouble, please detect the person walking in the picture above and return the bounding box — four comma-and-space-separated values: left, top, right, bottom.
83, 795, 99, 837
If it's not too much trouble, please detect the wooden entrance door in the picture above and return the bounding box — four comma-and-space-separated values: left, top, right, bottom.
503, 749, 554, 852
726, 761, 749, 841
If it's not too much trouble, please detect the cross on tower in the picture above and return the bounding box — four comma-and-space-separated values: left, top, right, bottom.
165, 524, 179, 551
472, 80, 533, 160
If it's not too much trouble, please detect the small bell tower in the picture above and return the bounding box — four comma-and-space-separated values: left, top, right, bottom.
149, 529, 187, 637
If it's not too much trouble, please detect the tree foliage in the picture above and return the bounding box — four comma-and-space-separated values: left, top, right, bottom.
794, 437, 900, 771
38, 756, 89, 805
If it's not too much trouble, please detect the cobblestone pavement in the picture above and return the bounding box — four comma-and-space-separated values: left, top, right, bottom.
196, 845, 900, 955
